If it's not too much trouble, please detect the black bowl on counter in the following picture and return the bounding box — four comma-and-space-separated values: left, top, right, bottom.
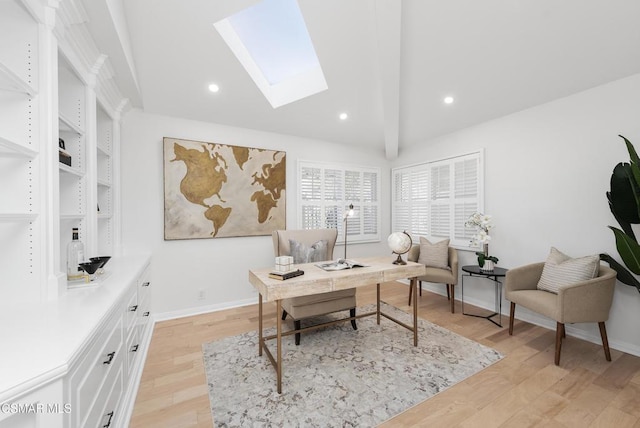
79, 261, 103, 275
90, 256, 111, 268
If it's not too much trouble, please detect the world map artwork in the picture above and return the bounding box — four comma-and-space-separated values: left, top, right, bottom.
163, 137, 286, 240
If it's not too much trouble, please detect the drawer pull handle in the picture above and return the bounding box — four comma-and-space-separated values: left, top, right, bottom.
129, 305, 138, 312
131, 344, 139, 352
103, 411, 114, 427
103, 352, 116, 365
143, 311, 150, 317
142, 282, 150, 287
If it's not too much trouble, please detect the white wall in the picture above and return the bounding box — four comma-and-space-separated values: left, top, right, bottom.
394, 73, 640, 356
120, 110, 390, 318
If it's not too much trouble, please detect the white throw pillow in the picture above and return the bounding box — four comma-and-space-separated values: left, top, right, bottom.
417, 237, 450, 270
289, 239, 328, 264
536, 247, 599, 294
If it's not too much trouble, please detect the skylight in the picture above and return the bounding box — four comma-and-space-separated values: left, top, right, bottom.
214, 0, 327, 108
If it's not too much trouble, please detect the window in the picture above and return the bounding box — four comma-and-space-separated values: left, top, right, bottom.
392, 151, 483, 248
298, 161, 381, 244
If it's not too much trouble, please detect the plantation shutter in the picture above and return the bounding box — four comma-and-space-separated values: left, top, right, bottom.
298, 161, 381, 244
391, 151, 483, 247
453, 157, 480, 245
430, 163, 450, 238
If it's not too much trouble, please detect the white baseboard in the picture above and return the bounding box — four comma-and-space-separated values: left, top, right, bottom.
154, 297, 258, 322
416, 281, 640, 358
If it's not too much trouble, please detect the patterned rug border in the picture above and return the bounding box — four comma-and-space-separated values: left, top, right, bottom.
203, 302, 503, 427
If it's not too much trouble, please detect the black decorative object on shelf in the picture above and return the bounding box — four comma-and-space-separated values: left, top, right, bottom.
59, 150, 71, 166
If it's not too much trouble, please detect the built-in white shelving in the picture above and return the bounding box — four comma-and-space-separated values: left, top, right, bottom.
0, 0, 42, 304
0, 1, 132, 426
96, 102, 114, 256
0, 0, 123, 308
58, 53, 90, 277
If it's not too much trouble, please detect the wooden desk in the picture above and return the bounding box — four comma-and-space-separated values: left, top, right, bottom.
248, 256, 426, 393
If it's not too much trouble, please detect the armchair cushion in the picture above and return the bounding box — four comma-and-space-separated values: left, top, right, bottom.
289, 239, 328, 264
537, 247, 599, 294
417, 237, 450, 270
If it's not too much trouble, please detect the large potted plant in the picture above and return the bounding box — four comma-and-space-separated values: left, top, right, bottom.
602, 135, 640, 293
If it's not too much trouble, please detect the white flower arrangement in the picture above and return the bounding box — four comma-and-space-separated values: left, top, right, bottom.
464, 212, 494, 246
465, 212, 498, 269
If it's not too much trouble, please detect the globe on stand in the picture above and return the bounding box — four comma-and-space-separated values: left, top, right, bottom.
387, 231, 413, 265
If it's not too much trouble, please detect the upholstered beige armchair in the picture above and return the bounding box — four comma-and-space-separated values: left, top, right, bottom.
407, 244, 459, 313
272, 229, 357, 345
505, 262, 617, 365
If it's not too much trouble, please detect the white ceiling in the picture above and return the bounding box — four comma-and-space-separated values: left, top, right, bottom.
81, 0, 640, 159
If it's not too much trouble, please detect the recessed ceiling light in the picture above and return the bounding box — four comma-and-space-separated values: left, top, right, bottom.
444, 96, 454, 104
208, 83, 220, 93
339, 112, 348, 121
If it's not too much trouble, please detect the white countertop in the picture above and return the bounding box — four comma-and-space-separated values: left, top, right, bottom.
0, 255, 150, 402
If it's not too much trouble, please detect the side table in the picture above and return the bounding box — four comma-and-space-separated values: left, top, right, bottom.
461, 265, 508, 327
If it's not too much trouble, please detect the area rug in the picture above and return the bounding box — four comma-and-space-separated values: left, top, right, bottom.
203, 302, 502, 427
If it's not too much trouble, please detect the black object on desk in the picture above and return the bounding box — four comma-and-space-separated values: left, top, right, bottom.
461, 265, 508, 327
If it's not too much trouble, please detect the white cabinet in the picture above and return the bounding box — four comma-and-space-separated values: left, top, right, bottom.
66, 310, 123, 427
62, 257, 151, 428
0, 257, 152, 428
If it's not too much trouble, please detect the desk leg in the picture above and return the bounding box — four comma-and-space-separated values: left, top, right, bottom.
376, 283, 381, 325
276, 299, 282, 394
258, 294, 263, 356
412, 277, 418, 346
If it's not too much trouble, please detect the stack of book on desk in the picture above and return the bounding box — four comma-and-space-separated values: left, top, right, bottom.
268, 269, 304, 280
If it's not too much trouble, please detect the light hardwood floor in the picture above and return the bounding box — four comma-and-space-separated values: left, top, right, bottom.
130, 282, 640, 427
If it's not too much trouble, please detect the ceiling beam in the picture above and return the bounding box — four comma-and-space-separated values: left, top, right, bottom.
374, 0, 402, 160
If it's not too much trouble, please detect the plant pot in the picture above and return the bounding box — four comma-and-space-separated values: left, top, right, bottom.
481, 260, 495, 272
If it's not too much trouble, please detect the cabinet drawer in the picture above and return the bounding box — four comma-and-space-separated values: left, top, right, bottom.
68, 314, 123, 428
125, 324, 140, 378
84, 361, 124, 428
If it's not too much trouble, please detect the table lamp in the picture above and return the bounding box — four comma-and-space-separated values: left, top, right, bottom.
343, 203, 355, 259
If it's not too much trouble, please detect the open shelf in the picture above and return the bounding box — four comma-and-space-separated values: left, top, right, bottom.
97, 145, 110, 157
97, 178, 111, 187
0, 135, 38, 158
0, 213, 38, 222
59, 113, 85, 136
60, 213, 86, 221
0, 62, 37, 96
59, 163, 85, 177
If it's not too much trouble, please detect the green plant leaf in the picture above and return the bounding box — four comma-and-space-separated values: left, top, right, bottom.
608, 226, 640, 274
622, 134, 640, 166
620, 135, 640, 215
608, 163, 640, 233
599, 253, 640, 293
